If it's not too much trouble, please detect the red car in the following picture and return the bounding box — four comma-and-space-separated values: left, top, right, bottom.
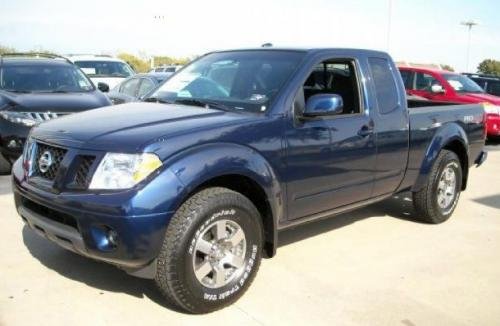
399, 66, 500, 138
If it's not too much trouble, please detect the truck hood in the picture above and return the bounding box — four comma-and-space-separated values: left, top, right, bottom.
0, 90, 110, 113
32, 102, 255, 152
456, 92, 500, 105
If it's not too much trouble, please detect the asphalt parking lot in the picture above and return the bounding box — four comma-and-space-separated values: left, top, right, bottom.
1, 143, 499, 326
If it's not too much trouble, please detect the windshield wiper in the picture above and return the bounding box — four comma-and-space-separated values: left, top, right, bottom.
173, 98, 232, 112
143, 97, 173, 104
1, 89, 31, 94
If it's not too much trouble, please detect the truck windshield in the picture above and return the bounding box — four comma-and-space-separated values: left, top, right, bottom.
74, 61, 135, 78
0, 64, 94, 93
443, 74, 485, 93
146, 50, 305, 112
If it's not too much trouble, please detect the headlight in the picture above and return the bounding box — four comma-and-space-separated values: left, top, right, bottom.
483, 103, 500, 115
0, 111, 37, 126
89, 153, 162, 190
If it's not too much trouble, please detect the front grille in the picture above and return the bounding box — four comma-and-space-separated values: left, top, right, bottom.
24, 112, 71, 123
22, 196, 78, 230
33, 143, 67, 180
73, 155, 96, 189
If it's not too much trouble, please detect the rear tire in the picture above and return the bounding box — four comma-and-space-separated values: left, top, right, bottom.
412, 150, 462, 224
0, 153, 12, 175
155, 187, 263, 314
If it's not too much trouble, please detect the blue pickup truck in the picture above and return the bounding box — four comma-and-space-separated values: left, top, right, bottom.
12, 48, 487, 313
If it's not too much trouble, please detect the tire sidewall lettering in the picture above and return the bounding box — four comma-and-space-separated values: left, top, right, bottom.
183, 204, 261, 303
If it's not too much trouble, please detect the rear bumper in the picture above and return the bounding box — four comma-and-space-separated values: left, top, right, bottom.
12, 158, 184, 278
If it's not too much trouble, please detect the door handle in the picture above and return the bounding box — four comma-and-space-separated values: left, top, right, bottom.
358, 125, 374, 137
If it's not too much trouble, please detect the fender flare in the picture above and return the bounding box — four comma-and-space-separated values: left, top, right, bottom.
412, 123, 469, 192
164, 142, 283, 256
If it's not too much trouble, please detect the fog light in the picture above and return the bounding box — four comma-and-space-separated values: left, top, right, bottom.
107, 229, 118, 246
90, 225, 119, 251
8, 140, 18, 148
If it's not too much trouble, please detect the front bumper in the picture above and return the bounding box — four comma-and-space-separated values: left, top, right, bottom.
12, 158, 183, 278
0, 118, 30, 162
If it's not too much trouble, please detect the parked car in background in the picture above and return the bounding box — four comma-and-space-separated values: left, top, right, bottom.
149, 64, 183, 75
68, 55, 135, 90
463, 73, 500, 97
13, 48, 486, 313
107, 73, 171, 105
0, 53, 111, 173
399, 66, 500, 139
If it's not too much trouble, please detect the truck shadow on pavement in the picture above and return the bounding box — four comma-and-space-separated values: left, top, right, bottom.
0, 176, 12, 195
485, 140, 500, 151
279, 192, 420, 247
472, 194, 500, 210
21, 192, 418, 308
21, 227, 184, 312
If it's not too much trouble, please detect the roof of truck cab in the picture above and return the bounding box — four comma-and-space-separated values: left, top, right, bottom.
209, 47, 390, 56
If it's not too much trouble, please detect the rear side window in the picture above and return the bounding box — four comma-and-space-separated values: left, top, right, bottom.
399, 69, 413, 89
368, 57, 399, 114
488, 82, 500, 96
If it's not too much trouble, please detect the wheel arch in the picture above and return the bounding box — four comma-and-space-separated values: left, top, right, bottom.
412, 124, 469, 192
165, 143, 283, 258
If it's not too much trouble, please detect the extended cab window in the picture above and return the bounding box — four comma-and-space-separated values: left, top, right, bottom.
415, 72, 442, 91
302, 60, 361, 115
368, 57, 399, 114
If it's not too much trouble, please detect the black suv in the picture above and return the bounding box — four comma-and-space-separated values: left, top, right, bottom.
0, 53, 111, 173
463, 73, 500, 97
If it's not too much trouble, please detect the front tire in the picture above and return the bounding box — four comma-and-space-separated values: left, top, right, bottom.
155, 187, 263, 314
412, 150, 462, 224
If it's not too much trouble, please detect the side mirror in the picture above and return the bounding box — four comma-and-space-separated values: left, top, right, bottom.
431, 84, 445, 94
303, 94, 344, 117
97, 82, 110, 93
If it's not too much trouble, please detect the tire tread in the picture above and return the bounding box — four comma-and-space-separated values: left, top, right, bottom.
155, 187, 262, 313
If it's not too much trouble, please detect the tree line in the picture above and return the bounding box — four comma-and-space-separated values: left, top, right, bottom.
1, 44, 499, 76
0, 45, 193, 73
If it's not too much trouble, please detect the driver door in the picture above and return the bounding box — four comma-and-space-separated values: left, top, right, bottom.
285, 57, 376, 220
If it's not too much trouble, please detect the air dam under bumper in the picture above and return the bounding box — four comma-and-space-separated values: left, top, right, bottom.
12, 159, 181, 279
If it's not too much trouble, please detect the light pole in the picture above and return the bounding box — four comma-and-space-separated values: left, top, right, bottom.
387, 0, 393, 51
461, 20, 478, 72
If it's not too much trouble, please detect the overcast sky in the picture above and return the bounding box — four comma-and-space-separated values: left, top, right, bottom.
1, 0, 499, 72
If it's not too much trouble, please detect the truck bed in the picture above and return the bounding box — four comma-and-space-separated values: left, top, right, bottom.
399, 101, 485, 190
